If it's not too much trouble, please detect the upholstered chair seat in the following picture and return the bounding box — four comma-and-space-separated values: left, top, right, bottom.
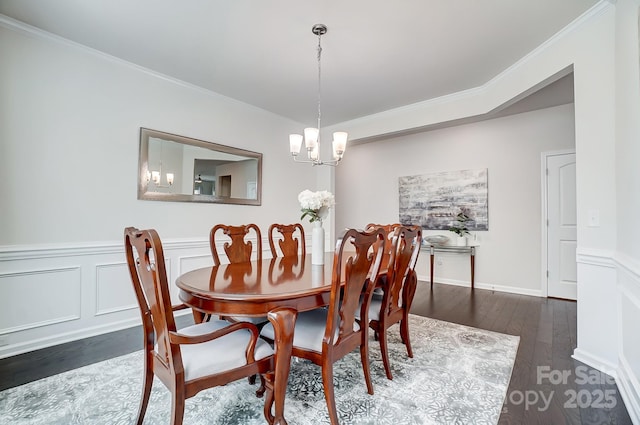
363, 297, 383, 322
261, 309, 359, 354
165, 320, 273, 381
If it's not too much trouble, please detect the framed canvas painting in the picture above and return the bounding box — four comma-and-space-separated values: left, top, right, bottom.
398, 168, 488, 230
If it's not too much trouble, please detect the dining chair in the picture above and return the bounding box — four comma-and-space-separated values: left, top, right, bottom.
361, 225, 422, 380
268, 223, 305, 258
364, 223, 402, 294
210, 223, 262, 266
365, 223, 401, 256
210, 223, 268, 326
124, 227, 276, 425
261, 227, 386, 425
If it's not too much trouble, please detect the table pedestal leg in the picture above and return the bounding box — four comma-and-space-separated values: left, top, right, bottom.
265, 307, 297, 425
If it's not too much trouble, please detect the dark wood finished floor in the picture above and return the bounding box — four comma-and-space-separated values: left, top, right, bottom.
410, 283, 633, 425
0, 282, 633, 424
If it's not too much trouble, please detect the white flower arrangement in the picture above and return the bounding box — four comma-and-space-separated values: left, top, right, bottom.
298, 190, 335, 223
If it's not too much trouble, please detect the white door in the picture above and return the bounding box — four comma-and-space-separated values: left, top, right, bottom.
546, 152, 577, 300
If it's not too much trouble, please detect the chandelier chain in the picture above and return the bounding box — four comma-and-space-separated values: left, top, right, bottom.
316, 31, 322, 134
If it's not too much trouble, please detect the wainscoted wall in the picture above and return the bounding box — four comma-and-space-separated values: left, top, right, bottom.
573, 249, 618, 372
0, 238, 272, 359
568, 249, 640, 424
612, 1, 640, 421
616, 254, 640, 424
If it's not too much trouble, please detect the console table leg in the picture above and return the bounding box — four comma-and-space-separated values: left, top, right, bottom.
470, 248, 475, 289
429, 247, 435, 288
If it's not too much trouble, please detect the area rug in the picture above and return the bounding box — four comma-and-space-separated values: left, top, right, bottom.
0, 315, 519, 425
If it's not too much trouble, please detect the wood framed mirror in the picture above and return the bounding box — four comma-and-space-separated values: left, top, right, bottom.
137, 128, 262, 205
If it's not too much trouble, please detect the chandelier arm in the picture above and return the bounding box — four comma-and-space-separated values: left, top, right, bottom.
292, 156, 341, 167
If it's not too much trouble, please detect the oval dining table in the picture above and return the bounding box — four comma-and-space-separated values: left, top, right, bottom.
176, 252, 337, 425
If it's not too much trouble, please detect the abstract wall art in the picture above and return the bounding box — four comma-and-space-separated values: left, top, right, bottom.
398, 168, 488, 230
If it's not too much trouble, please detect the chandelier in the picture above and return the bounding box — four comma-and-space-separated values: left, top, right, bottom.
289, 24, 347, 167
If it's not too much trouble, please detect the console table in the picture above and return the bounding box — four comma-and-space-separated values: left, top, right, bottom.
422, 244, 477, 289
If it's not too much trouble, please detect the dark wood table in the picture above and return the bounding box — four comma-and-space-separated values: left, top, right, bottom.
176, 253, 336, 425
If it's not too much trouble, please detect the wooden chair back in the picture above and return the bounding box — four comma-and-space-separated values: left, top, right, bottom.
365, 223, 402, 272
258, 227, 386, 424
383, 225, 422, 317
268, 223, 306, 258
210, 223, 262, 266
125, 227, 186, 372
369, 225, 422, 380
325, 227, 386, 351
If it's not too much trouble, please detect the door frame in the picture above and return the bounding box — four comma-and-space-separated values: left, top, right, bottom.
540, 148, 576, 298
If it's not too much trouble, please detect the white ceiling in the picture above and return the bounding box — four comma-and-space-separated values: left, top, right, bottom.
0, 0, 598, 126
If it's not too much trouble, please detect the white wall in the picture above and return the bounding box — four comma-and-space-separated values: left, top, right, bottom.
0, 20, 320, 357
0, 22, 317, 246
336, 104, 575, 295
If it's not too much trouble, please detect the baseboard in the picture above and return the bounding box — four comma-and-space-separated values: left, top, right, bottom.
0, 317, 141, 359
572, 347, 618, 379
0, 307, 192, 360
417, 274, 544, 297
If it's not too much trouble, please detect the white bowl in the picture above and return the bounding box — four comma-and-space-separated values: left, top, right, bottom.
424, 235, 450, 246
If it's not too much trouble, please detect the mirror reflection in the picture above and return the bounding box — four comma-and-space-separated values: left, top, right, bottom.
138, 128, 262, 205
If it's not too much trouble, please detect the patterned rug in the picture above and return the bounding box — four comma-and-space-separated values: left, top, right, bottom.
0, 315, 519, 425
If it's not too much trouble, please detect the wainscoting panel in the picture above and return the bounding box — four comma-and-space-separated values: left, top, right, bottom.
95, 262, 137, 316
0, 267, 82, 334
178, 254, 213, 275
0, 239, 214, 359
173, 254, 214, 305
574, 249, 618, 374
0, 237, 278, 359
